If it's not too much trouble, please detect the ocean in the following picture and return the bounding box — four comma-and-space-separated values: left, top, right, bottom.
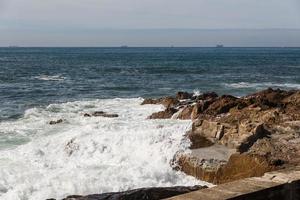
0, 47, 300, 199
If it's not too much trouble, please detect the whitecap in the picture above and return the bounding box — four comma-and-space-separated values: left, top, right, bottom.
34, 75, 66, 81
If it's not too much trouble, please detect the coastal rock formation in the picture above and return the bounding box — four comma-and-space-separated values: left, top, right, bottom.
52, 186, 207, 200
144, 88, 300, 184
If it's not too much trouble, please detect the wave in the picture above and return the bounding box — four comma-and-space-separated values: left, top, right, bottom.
0, 98, 205, 200
34, 75, 66, 81
224, 82, 300, 89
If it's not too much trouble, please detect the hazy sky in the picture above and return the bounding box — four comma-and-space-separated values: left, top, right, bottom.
0, 0, 300, 46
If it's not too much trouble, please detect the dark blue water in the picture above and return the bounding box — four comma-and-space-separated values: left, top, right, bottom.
1, 47, 300, 120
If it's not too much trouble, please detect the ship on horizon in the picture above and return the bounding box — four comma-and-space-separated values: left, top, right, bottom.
216, 44, 224, 48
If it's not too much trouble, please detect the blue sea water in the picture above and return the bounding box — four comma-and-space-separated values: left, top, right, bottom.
0, 47, 300, 120
0, 47, 300, 199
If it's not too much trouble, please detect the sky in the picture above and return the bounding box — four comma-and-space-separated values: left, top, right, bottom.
0, 0, 300, 46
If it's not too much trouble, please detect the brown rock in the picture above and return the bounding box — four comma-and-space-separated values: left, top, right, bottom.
177, 106, 193, 120
160, 97, 180, 108
216, 153, 276, 184
141, 98, 159, 105
204, 95, 239, 115
176, 153, 276, 184
176, 91, 193, 100
246, 88, 295, 109
195, 92, 219, 101
141, 96, 179, 108
148, 108, 178, 119
190, 119, 225, 144
191, 103, 202, 119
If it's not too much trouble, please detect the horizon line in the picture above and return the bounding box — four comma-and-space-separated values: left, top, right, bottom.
1, 46, 300, 48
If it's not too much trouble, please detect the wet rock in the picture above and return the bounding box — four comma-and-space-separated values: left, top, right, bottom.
92, 111, 106, 116
59, 186, 207, 200
144, 89, 300, 185
141, 98, 159, 105
195, 92, 219, 101
246, 88, 295, 109
141, 97, 179, 108
148, 108, 178, 119
204, 95, 239, 115
49, 119, 64, 125
176, 152, 276, 184
176, 91, 193, 100
84, 111, 119, 118
177, 105, 193, 120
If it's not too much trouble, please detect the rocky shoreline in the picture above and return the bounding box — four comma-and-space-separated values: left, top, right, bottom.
56, 88, 300, 200
143, 88, 300, 185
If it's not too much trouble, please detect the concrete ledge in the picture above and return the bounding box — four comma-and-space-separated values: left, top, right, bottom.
165, 166, 300, 200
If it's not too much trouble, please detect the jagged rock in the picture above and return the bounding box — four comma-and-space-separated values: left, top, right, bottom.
160, 97, 179, 108
246, 88, 295, 109
204, 95, 239, 115
176, 91, 193, 100
177, 105, 193, 120
148, 108, 178, 119
141, 98, 159, 105
141, 97, 179, 108
195, 92, 219, 101
58, 186, 207, 200
49, 119, 64, 125
144, 89, 300, 185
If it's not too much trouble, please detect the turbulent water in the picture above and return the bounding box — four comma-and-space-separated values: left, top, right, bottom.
0, 47, 300, 199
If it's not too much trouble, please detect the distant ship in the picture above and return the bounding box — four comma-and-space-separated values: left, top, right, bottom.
216, 44, 224, 48
120, 45, 129, 48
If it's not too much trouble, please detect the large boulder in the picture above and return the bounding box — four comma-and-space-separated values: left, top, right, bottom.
176, 153, 277, 185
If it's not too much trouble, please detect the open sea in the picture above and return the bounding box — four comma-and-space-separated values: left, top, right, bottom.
0, 47, 300, 199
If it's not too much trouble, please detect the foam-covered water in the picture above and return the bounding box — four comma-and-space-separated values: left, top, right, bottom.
0, 98, 206, 200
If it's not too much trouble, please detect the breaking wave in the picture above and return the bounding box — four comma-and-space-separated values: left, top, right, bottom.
0, 98, 206, 200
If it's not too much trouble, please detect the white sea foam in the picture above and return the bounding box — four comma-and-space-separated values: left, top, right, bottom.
224, 82, 300, 89
0, 98, 207, 200
34, 75, 66, 81
193, 89, 202, 96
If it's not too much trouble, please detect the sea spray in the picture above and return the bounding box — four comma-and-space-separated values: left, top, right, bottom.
0, 98, 206, 200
